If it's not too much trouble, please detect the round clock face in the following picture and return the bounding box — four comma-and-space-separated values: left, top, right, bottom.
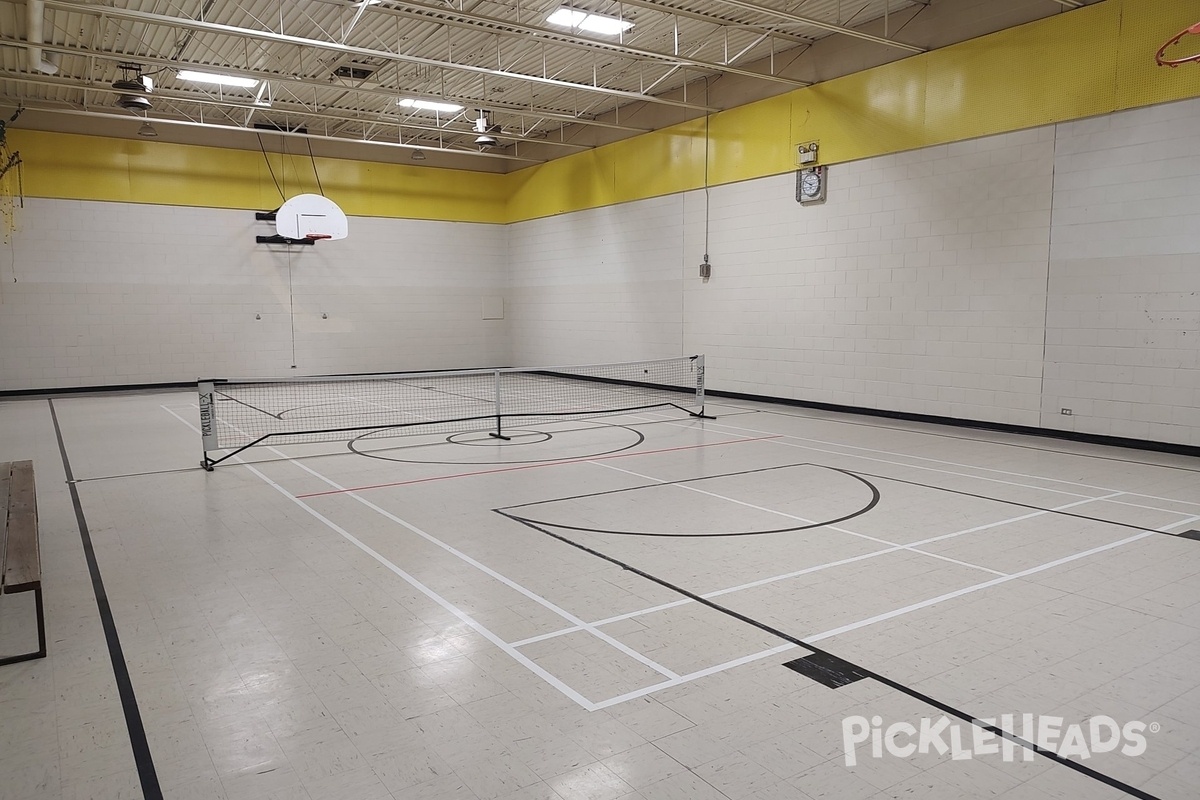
801, 171, 822, 197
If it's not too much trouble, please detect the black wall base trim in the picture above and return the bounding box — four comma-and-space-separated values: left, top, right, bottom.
6, 379, 1200, 461
706, 389, 1200, 460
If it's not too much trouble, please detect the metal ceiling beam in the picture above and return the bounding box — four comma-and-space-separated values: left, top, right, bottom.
374, 1, 809, 87
599, 0, 814, 47
0, 70, 593, 150
0, 39, 651, 134
42, 0, 719, 112
13, 105, 545, 162
675, 0, 926, 53
1048, 0, 1085, 7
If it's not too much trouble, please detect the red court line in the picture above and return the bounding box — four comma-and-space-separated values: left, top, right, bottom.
295, 434, 782, 498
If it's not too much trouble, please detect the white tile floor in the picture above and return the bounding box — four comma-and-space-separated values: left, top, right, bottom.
1, 391, 1198, 800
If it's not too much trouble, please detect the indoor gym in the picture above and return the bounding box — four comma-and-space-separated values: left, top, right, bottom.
1, 2, 1199, 800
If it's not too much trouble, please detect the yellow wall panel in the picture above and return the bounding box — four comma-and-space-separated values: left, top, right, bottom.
124, 143, 271, 209
317, 158, 507, 223
923, 5, 1120, 144
14, 130, 133, 201
13, 0, 1200, 225
708, 93, 793, 186
12, 130, 507, 223
505, 0, 1200, 222
613, 121, 707, 205
1115, 0, 1200, 110
792, 57, 929, 167
505, 149, 617, 222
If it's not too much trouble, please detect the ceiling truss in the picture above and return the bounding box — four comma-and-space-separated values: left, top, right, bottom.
0, 0, 1092, 164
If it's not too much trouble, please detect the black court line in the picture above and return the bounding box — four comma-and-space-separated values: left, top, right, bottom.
495, 492, 1165, 799
49, 399, 163, 800
349, 422, 646, 466
714, 400, 1200, 473
501, 462, 879, 537
853, 469, 1194, 538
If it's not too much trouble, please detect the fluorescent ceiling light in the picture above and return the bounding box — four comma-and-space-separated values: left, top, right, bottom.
398, 98, 464, 113
547, 6, 633, 35
178, 70, 259, 88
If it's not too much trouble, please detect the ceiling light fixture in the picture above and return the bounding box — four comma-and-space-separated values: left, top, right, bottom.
546, 6, 633, 35
178, 69, 259, 88
137, 120, 158, 138
114, 64, 153, 111
411, 149, 426, 160
473, 110, 501, 149
398, 98, 463, 113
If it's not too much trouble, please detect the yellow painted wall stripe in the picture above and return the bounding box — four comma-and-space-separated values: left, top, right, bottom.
13, 0, 1200, 224
508, 0, 1200, 221
16, 131, 509, 223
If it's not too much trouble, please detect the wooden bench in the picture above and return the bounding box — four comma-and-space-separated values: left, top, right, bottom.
0, 460, 45, 665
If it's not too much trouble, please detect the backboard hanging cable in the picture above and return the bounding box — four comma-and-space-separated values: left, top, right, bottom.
306, 138, 325, 197
257, 132, 285, 201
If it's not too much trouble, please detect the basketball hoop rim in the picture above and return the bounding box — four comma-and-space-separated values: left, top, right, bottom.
1156, 22, 1200, 67
305, 233, 334, 241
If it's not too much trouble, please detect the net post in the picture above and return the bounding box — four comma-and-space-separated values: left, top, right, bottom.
199, 380, 219, 470
489, 368, 511, 441
688, 354, 714, 419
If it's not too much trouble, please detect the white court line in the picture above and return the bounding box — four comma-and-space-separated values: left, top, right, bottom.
189, 403, 682, 681
508, 492, 1122, 647
595, 461, 1011, 577
172, 403, 1197, 711
591, 643, 800, 710
587, 512, 1200, 710
802, 511, 1200, 644
161, 405, 601, 711
693, 413, 1200, 508
279, 452, 682, 681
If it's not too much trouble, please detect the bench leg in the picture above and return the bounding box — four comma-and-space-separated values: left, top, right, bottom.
0, 586, 47, 666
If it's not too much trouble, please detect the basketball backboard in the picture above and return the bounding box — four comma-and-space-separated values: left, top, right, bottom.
275, 193, 348, 240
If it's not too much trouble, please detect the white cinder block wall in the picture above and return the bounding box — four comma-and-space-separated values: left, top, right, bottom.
509, 97, 1200, 447
507, 195, 686, 366
0, 202, 508, 390
1043, 100, 1200, 445
683, 128, 1054, 426
3, 98, 1197, 446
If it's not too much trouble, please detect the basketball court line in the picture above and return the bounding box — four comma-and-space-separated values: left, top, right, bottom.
710, 399, 1200, 474
293, 433, 781, 498
700, 415, 1200, 508
165, 396, 1196, 797
500, 511, 1180, 800
507, 489, 1123, 648
593, 460, 1009, 576
629, 409, 1197, 510
160, 404, 608, 710
176, 404, 692, 680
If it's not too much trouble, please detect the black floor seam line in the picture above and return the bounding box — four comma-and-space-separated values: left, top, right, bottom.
494, 509, 1164, 800
48, 399, 163, 800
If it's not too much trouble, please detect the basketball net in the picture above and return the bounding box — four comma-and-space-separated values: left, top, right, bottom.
0, 121, 22, 244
